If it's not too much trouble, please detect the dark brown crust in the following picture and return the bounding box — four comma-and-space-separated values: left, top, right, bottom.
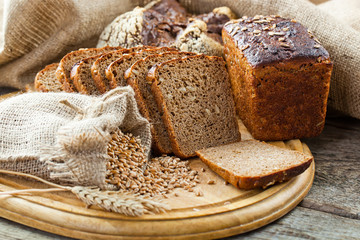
126, 51, 194, 155
56, 46, 122, 93
148, 55, 241, 159
223, 16, 330, 68
222, 17, 333, 141
196, 144, 313, 190
34, 63, 60, 92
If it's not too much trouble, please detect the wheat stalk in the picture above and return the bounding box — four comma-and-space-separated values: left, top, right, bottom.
0, 169, 169, 217
71, 186, 169, 217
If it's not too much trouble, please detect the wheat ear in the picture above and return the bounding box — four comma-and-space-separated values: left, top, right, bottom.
0, 169, 169, 216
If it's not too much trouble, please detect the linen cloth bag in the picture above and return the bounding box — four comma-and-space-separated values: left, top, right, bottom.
0, 87, 151, 189
0, 0, 359, 119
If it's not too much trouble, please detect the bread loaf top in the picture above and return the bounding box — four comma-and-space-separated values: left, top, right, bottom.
223, 15, 331, 67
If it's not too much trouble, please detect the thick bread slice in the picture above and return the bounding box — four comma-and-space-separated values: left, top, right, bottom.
34, 63, 62, 92
71, 53, 107, 95
125, 51, 196, 154
196, 140, 313, 189
106, 47, 177, 89
148, 55, 240, 158
91, 46, 156, 93
56, 46, 122, 93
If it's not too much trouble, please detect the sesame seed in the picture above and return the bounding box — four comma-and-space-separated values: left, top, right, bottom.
268, 31, 275, 36
274, 32, 286, 36
253, 29, 261, 34
278, 37, 285, 42
241, 27, 248, 31
291, 19, 297, 23
314, 44, 321, 48
282, 27, 289, 31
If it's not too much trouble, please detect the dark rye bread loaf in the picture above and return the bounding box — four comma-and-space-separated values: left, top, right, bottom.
34, 63, 62, 92
222, 16, 333, 141
148, 55, 240, 158
91, 46, 156, 93
196, 140, 313, 189
56, 46, 122, 92
106, 47, 177, 89
125, 51, 196, 154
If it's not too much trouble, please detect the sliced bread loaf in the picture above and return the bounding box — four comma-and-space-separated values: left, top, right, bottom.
148, 55, 240, 158
125, 51, 196, 154
56, 46, 122, 93
196, 140, 313, 189
106, 47, 177, 89
91, 46, 156, 93
34, 63, 62, 92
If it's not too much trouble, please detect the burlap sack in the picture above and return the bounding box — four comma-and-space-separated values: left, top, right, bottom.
0, 87, 151, 189
0, 0, 359, 119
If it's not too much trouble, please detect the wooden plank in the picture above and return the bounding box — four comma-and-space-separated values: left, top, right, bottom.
301, 118, 360, 219
228, 207, 360, 239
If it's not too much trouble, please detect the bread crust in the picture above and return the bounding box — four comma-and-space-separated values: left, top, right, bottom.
34, 63, 60, 92
56, 46, 122, 93
196, 140, 314, 189
91, 46, 157, 93
106, 47, 177, 89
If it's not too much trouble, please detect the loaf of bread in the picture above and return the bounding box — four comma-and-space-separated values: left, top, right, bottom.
97, 0, 235, 56
125, 51, 196, 154
56, 46, 121, 93
148, 55, 240, 158
34, 63, 62, 92
222, 16, 333, 141
106, 47, 176, 88
196, 140, 313, 189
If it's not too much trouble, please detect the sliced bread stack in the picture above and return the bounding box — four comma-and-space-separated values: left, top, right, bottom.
125, 51, 196, 154
33, 46, 241, 159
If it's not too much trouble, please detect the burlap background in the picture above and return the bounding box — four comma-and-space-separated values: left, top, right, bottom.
0, 0, 359, 119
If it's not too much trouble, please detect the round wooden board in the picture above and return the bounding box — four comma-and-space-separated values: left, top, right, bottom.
0, 92, 314, 239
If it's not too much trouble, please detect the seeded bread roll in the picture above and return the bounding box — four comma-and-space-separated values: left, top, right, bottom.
97, 0, 187, 48
56, 46, 122, 93
196, 140, 313, 189
173, 19, 224, 56
106, 47, 177, 88
125, 51, 196, 154
222, 16, 333, 141
91, 46, 155, 93
34, 63, 62, 92
97, 0, 235, 56
148, 55, 240, 158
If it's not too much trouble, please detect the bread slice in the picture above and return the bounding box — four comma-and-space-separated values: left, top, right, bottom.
125, 51, 196, 154
56, 46, 122, 92
196, 140, 313, 189
106, 47, 177, 89
34, 63, 62, 92
91, 46, 156, 93
148, 55, 240, 158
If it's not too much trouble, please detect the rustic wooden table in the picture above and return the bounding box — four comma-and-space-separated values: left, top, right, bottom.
0, 86, 359, 240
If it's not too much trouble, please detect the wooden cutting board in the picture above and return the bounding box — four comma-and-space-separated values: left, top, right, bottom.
0, 92, 314, 239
